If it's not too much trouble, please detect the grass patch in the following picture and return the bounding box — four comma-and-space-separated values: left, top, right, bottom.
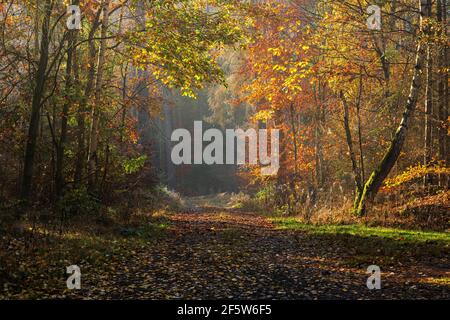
271, 217, 450, 244
271, 217, 450, 267
133, 220, 169, 240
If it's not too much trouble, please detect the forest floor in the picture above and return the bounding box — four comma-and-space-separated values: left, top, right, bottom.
1, 198, 449, 299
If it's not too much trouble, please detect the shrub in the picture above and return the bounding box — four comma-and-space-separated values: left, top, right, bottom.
55, 187, 101, 217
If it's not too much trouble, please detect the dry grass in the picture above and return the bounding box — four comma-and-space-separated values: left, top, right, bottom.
293, 191, 450, 232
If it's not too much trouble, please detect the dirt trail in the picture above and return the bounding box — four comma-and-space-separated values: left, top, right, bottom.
83, 206, 449, 299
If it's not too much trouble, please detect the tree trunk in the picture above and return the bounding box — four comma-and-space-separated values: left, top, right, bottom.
356, 67, 365, 184
354, 0, 432, 215
88, 1, 109, 191
55, 24, 76, 198
340, 91, 363, 195
314, 81, 325, 189
423, 0, 433, 186
436, 0, 449, 188
21, 0, 53, 201
162, 88, 175, 188
120, 63, 129, 143
289, 102, 298, 175
74, 10, 102, 186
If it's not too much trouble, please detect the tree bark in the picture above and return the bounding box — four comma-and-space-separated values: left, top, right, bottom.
423, 0, 433, 186
354, 0, 432, 215
436, 0, 449, 188
88, 1, 109, 191
289, 102, 298, 175
314, 81, 325, 189
55, 19, 76, 198
21, 0, 53, 201
74, 9, 102, 186
340, 91, 363, 195
356, 67, 365, 184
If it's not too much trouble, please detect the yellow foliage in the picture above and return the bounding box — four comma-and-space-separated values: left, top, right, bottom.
253, 110, 274, 121
383, 163, 450, 190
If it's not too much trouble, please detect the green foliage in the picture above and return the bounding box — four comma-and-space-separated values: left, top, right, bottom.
126, 0, 246, 97
232, 184, 290, 214
230, 192, 262, 211
133, 185, 185, 212
134, 219, 170, 240
255, 185, 277, 206
56, 188, 101, 217
122, 155, 148, 174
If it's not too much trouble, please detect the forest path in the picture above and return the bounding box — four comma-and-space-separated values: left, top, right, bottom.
92, 206, 449, 299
